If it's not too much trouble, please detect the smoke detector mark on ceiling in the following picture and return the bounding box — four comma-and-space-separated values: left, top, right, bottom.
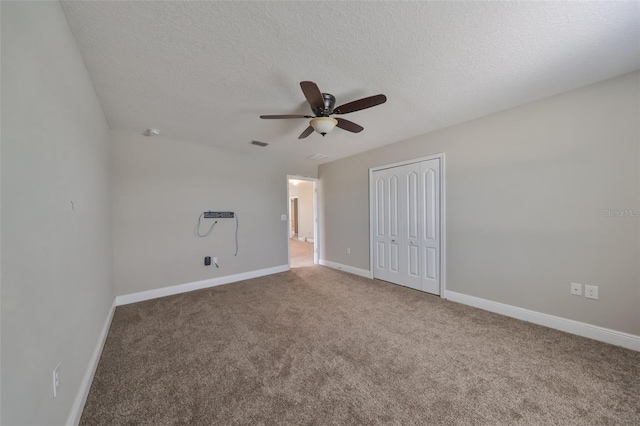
306, 153, 329, 161
144, 128, 160, 136
251, 140, 269, 147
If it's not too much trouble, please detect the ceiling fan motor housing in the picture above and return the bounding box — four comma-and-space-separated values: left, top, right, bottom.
313, 93, 336, 117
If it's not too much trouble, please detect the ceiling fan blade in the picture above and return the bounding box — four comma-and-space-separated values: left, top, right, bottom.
333, 94, 387, 115
300, 81, 325, 111
336, 117, 364, 133
260, 114, 311, 119
298, 126, 314, 139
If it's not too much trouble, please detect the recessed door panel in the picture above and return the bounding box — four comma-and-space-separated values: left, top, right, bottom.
377, 242, 385, 269
390, 243, 399, 272
408, 245, 420, 277
389, 175, 399, 238
376, 177, 385, 236
424, 168, 436, 241
407, 171, 419, 240
425, 247, 437, 280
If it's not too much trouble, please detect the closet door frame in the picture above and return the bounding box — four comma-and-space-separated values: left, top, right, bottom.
368, 153, 446, 298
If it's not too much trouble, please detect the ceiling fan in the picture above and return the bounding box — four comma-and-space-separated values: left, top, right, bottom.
260, 81, 387, 139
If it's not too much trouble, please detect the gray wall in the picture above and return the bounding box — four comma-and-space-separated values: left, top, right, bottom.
319, 72, 640, 335
1, 1, 113, 424
110, 130, 314, 296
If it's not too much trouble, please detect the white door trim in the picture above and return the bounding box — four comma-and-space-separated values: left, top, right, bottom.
312, 180, 319, 264
368, 153, 446, 297
287, 175, 319, 267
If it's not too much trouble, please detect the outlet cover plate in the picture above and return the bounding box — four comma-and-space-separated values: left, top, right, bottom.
570, 282, 583, 296
585, 285, 599, 300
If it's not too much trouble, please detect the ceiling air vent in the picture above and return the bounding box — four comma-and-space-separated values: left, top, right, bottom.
251, 140, 269, 147
306, 153, 329, 161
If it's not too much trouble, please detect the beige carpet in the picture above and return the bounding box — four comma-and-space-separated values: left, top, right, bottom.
290, 238, 314, 268
81, 266, 640, 425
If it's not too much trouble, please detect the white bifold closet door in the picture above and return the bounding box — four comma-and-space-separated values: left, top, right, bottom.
372, 159, 440, 295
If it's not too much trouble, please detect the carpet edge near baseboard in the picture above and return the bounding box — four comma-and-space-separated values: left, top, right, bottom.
446, 290, 640, 351
318, 259, 372, 278
114, 265, 290, 306
317, 261, 639, 351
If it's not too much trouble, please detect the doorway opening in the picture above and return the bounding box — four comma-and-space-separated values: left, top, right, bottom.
287, 176, 318, 268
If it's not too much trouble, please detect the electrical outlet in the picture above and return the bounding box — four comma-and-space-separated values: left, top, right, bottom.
570, 283, 582, 296
281, 214, 287, 221
585, 285, 599, 300
53, 364, 60, 397
347, 248, 351, 255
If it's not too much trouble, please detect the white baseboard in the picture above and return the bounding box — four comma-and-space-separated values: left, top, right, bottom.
319, 259, 372, 279
445, 291, 640, 352
66, 299, 116, 426
115, 265, 290, 306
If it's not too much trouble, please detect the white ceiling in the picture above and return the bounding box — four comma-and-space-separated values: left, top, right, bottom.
61, 1, 640, 166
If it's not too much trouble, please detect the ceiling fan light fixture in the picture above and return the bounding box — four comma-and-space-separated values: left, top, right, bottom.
310, 117, 338, 136
260, 81, 386, 139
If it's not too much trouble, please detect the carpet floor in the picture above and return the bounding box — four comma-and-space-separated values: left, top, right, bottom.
81, 266, 640, 425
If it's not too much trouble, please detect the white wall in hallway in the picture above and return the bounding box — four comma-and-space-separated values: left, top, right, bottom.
289, 180, 314, 241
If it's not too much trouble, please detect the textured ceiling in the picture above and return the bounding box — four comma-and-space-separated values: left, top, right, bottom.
61, 1, 640, 167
